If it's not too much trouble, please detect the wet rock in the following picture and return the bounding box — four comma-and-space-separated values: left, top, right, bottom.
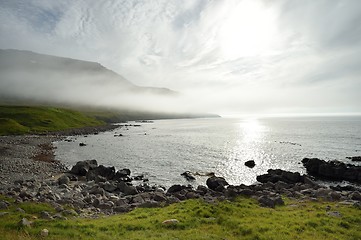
70, 160, 98, 176
257, 169, 303, 184
245, 160, 256, 168
206, 176, 229, 192
302, 158, 361, 183
181, 171, 196, 181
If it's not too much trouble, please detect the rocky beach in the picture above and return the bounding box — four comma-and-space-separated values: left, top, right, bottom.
1, 127, 361, 220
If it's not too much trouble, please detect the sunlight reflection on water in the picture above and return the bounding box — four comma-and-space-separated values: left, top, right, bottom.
55, 117, 361, 187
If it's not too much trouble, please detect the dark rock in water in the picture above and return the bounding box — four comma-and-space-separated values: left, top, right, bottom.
181, 171, 196, 181
113, 169, 132, 182
70, 160, 98, 176
133, 175, 144, 181
302, 158, 361, 183
79, 142, 87, 147
346, 156, 361, 162
256, 169, 303, 184
206, 176, 229, 192
245, 160, 256, 168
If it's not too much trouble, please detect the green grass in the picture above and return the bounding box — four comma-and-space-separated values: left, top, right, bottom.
0, 195, 360, 240
0, 106, 105, 135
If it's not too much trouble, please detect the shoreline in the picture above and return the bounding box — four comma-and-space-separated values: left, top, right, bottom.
0, 124, 360, 218
0, 124, 119, 189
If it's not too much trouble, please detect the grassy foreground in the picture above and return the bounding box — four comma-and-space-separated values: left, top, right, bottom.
0, 106, 104, 135
0, 195, 360, 240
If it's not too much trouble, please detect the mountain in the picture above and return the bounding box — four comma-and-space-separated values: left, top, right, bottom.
0, 49, 177, 106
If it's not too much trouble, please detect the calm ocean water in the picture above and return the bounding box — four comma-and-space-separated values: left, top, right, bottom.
54, 116, 361, 187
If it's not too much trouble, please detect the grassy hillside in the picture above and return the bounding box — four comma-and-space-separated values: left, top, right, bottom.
0, 106, 104, 135
0, 195, 360, 240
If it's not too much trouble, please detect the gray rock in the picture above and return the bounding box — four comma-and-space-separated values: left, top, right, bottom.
102, 182, 117, 192
206, 176, 229, 192
139, 200, 161, 208
327, 211, 342, 218
58, 175, 70, 185
19, 218, 32, 227
118, 181, 138, 195
350, 191, 361, 201
245, 160, 256, 168
16, 207, 25, 213
70, 160, 98, 176
114, 205, 131, 213
0, 200, 9, 209
258, 195, 284, 208
40, 211, 53, 220
153, 192, 167, 202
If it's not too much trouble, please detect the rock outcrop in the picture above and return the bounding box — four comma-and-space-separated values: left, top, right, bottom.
302, 158, 361, 183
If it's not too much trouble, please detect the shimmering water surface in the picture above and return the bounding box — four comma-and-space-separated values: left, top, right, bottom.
54, 117, 361, 187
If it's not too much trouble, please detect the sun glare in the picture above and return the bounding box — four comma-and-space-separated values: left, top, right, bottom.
219, 1, 277, 59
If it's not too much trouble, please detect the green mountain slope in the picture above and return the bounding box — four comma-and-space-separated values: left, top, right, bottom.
0, 106, 104, 135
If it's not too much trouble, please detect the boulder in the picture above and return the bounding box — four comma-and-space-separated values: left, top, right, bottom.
257, 195, 284, 208
117, 181, 138, 195
256, 169, 303, 184
70, 160, 98, 176
206, 176, 229, 192
245, 160, 256, 168
167, 184, 187, 194
86, 165, 115, 181
18, 218, 32, 228
58, 175, 70, 185
302, 158, 361, 183
113, 169, 132, 182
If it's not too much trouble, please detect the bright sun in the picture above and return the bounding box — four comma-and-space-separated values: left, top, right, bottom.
219, 1, 278, 59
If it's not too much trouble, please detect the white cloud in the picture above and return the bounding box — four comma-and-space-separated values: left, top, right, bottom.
0, 0, 360, 115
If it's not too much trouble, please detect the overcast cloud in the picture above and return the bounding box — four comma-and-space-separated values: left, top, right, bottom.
0, 0, 360, 115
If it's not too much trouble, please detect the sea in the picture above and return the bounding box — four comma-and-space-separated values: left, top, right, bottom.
54, 116, 361, 188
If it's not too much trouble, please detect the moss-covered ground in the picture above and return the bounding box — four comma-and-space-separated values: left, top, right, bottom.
0, 195, 360, 240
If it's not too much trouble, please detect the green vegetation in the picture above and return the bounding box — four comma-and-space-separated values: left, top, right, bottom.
0, 106, 104, 135
0, 195, 360, 240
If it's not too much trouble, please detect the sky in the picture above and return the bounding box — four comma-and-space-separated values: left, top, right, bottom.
0, 0, 361, 116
